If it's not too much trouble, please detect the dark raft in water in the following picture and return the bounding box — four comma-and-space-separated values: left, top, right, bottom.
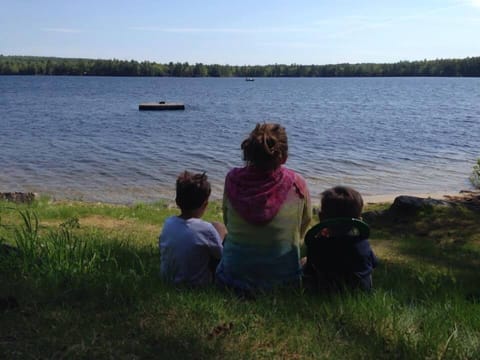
139, 101, 185, 110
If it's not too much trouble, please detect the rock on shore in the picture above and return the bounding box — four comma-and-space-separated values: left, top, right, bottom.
0, 192, 36, 204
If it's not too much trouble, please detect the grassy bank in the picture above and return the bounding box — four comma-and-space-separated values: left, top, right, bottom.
1, 197, 480, 359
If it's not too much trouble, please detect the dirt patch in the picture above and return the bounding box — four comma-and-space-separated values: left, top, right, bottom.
80, 215, 159, 234
80, 215, 130, 229
444, 190, 480, 211
41, 215, 159, 235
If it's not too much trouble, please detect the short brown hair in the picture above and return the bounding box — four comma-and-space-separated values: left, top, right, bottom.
241, 123, 288, 171
320, 186, 363, 219
175, 171, 211, 211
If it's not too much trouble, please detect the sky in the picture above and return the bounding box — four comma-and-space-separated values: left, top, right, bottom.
1, 0, 480, 65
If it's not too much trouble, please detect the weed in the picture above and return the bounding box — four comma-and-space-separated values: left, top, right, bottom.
470, 158, 480, 188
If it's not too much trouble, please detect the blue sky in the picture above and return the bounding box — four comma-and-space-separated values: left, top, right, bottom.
1, 0, 479, 65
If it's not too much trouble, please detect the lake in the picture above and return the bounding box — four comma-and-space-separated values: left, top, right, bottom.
1, 76, 479, 204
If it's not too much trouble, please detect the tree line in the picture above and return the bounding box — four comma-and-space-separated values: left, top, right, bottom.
1, 55, 479, 77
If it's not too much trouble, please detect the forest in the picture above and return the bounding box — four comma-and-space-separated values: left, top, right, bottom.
0, 55, 479, 77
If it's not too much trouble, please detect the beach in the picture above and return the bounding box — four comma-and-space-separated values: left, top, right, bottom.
363, 191, 458, 204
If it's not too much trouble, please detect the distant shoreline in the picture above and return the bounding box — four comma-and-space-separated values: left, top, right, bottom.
1, 55, 480, 77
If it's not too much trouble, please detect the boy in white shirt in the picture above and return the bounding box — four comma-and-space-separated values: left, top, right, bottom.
159, 171, 226, 286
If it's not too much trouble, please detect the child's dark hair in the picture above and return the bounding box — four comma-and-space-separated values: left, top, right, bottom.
320, 186, 364, 219
175, 171, 211, 211
241, 123, 288, 171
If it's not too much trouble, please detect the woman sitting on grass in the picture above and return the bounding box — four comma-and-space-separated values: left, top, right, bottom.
159, 171, 226, 287
216, 123, 312, 294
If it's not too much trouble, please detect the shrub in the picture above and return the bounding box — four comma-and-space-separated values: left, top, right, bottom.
470, 158, 480, 188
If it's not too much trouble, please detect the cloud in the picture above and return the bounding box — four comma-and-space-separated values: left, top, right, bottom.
260, 41, 320, 49
453, 0, 480, 8
325, 4, 466, 39
131, 2, 477, 40
129, 26, 320, 34
467, 0, 480, 7
41, 28, 83, 33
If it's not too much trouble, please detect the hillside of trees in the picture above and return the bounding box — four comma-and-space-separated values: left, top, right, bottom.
0, 55, 479, 77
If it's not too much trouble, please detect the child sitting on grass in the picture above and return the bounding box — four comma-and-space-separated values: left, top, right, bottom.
303, 186, 378, 292
159, 171, 226, 287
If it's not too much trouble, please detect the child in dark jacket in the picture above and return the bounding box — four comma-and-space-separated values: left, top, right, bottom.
303, 186, 378, 292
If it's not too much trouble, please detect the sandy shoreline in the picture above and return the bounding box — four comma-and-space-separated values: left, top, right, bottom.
363, 192, 457, 204
363, 189, 480, 204
2, 189, 477, 207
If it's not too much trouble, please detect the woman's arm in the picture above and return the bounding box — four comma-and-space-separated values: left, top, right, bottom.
295, 174, 312, 237
222, 188, 229, 227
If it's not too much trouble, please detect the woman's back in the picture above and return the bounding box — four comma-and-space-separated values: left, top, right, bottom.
217, 170, 311, 290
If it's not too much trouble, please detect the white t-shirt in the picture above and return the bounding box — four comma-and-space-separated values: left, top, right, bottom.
159, 216, 223, 286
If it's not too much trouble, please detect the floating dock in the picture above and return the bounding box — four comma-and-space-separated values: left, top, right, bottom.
139, 102, 185, 111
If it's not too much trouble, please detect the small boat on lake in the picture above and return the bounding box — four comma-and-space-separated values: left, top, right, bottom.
245, 77, 255, 81
139, 101, 185, 111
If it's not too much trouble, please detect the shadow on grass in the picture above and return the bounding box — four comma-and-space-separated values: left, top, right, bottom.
0, 301, 219, 360
368, 205, 480, 296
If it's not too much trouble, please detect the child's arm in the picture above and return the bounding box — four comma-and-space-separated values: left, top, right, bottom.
211, 221, 227, 242
207, 223, 224, 260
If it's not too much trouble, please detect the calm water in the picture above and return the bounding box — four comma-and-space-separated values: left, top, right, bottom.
1, 76, 479, 203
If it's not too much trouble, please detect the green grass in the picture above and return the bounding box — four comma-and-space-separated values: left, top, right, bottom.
1, 198, 480, 359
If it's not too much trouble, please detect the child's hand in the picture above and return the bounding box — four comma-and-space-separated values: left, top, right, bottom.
211, 221, 227, 241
